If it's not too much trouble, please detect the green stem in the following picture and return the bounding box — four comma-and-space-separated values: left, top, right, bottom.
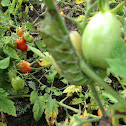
80, 1, 98, 34
80, 59, 125, 103
98, 0, 105, 13
110, 1, 125, 14
60, 96, 69, 103
58, 102, 79, 113
8, 94, 30, 99
88, 83, 106, 116
79, 117, 101, 125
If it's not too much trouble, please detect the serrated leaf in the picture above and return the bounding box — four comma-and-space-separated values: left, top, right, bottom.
26, 22, 35, 31
0, 57, 10, 69
28, 81, 36, 90
0, 88, 16, 116
28, 45, 43, 57
1, 0, 10, 6
63, 85, 82, 94
3, 47, 19, 59
107, 39, 126, 79
40, 12, 89, 86
30, 91, 45, 121
45, 97, 59, 125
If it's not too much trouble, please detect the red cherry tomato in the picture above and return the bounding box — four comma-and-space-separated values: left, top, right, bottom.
19, 60, 32, 73
16, 37, 27, 52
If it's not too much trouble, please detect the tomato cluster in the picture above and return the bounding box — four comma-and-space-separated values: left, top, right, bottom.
16, 30, 33, 52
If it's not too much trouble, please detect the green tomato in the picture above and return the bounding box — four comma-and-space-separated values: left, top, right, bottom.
24, 32, 33, 43
11, 76, 24, 91
82, 11, 121, 69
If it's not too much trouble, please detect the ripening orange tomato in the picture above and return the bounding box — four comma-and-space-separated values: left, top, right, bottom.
97, 107, 108, 117
17, 30, 25, 37
19, 60, 32, 73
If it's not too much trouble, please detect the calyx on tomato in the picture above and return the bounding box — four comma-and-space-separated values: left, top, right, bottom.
11, 76, 24, 91
82, 11, 121, 69
16, 37, 27, 52
19, 60, 32, 73
69, 31, 83, 56
23, 32, 33, 43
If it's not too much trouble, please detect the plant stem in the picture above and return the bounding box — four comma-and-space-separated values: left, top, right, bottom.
79, 117, 101, 125
98, 0, 105, 13
8, 94, 30, 99
88, 83, 106, 116
80, 1, 98, 34
110, 1, 125, 14
58, 102, 79, 113
80, 59, 125, 104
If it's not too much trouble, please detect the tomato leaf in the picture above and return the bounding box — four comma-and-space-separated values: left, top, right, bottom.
107, 39, 126, 79
26, 22, 35, 31
1, 0, 10, 7
0, 57, 10, 69
0, 88, 16, 116
30, 91, 45, 121
40, 12, 89, 86
3, 47, 19, 59
45, 97, 59, 125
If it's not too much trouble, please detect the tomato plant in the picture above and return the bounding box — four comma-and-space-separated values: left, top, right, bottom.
19, 60, 32, 73
16, 37, 27, 52
82, 11, 121, 69
23, 32, 33, 43
11, 76, 24, 91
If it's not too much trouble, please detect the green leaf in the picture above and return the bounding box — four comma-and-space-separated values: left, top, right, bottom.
0, 122, 7, 126
26, 22, 35, 31
1, 0, 10, 6
35, 40, 45, 51
40, 85, 46, 90
0, 88, 16, 116
3, 47, 19, 60
107, 39, 126, 79
27, 45, 43, 57
30, 91, 45, 121
45, 97, 59, 125
0, 57, 10, 69
28, 81, 36, 90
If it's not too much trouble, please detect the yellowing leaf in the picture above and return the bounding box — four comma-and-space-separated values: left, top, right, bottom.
38, 59, 51, 67
63, 85, 82, 94
75, 0, 84, 4
75, 15, 84, 22
30, 5, 33, 11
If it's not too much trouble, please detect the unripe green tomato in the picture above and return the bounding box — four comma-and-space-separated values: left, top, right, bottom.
24, 32, 33, 43
82, 11, 121, 69
11, 76, 24, 91
69, 31, 83, 56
